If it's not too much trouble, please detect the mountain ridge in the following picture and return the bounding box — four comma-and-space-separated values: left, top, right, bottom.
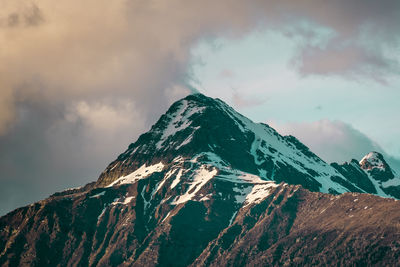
1, 93, 400, 266
96, 93, 400, 199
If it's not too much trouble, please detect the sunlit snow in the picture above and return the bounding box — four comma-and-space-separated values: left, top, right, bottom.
107, 162, 165, 187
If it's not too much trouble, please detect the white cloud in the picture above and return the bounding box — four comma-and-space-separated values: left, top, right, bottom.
232, 91, 267, 108
67, 101, 141, 134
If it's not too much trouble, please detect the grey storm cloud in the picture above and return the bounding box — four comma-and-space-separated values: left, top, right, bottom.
0, 3, 44, 28
0, 0, 400, 214
0, 96, 146, 215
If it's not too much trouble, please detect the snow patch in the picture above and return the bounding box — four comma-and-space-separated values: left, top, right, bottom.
199, 195, 211, 201
141, 186, 150, 212
244, 183, 279, 206
61, 185, 83, 193
156, 100, 205, 149
365, 172, 390, 198
217, 172, 267, 184
382, 178, 400, 188
228, 211, 238, 226
110, 163, 119, 171
171, 166, 217, 205
90, 191, 105, 198
155, 169, 176, 193
170, 169, 183, 189
107, 162, 165, 187
111, 196, 135, 205
97, 207, 107, 223
162, 211, 171, 222
175, 135, 193, 150
233, 185, 252, 204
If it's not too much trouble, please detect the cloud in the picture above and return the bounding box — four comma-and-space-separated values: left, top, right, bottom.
232, 91, 267, 108
1, 0, 400, 214
270, 119, 400, 173
292, 42, 399, 83
0, 2, 44, 28
283, 1, 400, 82
1, 0, 399, 131
66, 101, 140, 134
0, 96, 145, 215
218, 69, 235, 79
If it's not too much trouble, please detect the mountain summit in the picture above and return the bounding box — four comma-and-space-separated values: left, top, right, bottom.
1, 93, 400, 266
360, 151, 396, 181
97, 93, 400, 198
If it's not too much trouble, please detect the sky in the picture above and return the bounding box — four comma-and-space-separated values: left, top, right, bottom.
0, 0, 399, 215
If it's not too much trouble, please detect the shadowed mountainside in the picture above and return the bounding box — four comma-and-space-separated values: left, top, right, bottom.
1, 94, 400, 266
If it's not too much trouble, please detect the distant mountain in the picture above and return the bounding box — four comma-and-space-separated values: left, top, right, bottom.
1, 93, 400, 266
331, 151, 400, 198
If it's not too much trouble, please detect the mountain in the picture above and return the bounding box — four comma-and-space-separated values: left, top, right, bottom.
96, 93, 400, 198
331, 151, 400, 198
1, 93, 400, 266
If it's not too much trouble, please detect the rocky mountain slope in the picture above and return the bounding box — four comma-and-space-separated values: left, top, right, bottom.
96, 93, 400, 198
2, 180, 400, 266
1, 93, 400, 266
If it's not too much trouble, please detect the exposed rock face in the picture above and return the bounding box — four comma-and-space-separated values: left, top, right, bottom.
194, 190, 400, 266
2, 182, 400, 266
1, 93, 400, 266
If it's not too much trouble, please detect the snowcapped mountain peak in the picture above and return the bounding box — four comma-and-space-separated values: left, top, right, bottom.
152, 95, 207, 149
94, 93, 400, 200
358, 151, 395, 183
360, 151, 386, 170
93, 95, 334, 194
